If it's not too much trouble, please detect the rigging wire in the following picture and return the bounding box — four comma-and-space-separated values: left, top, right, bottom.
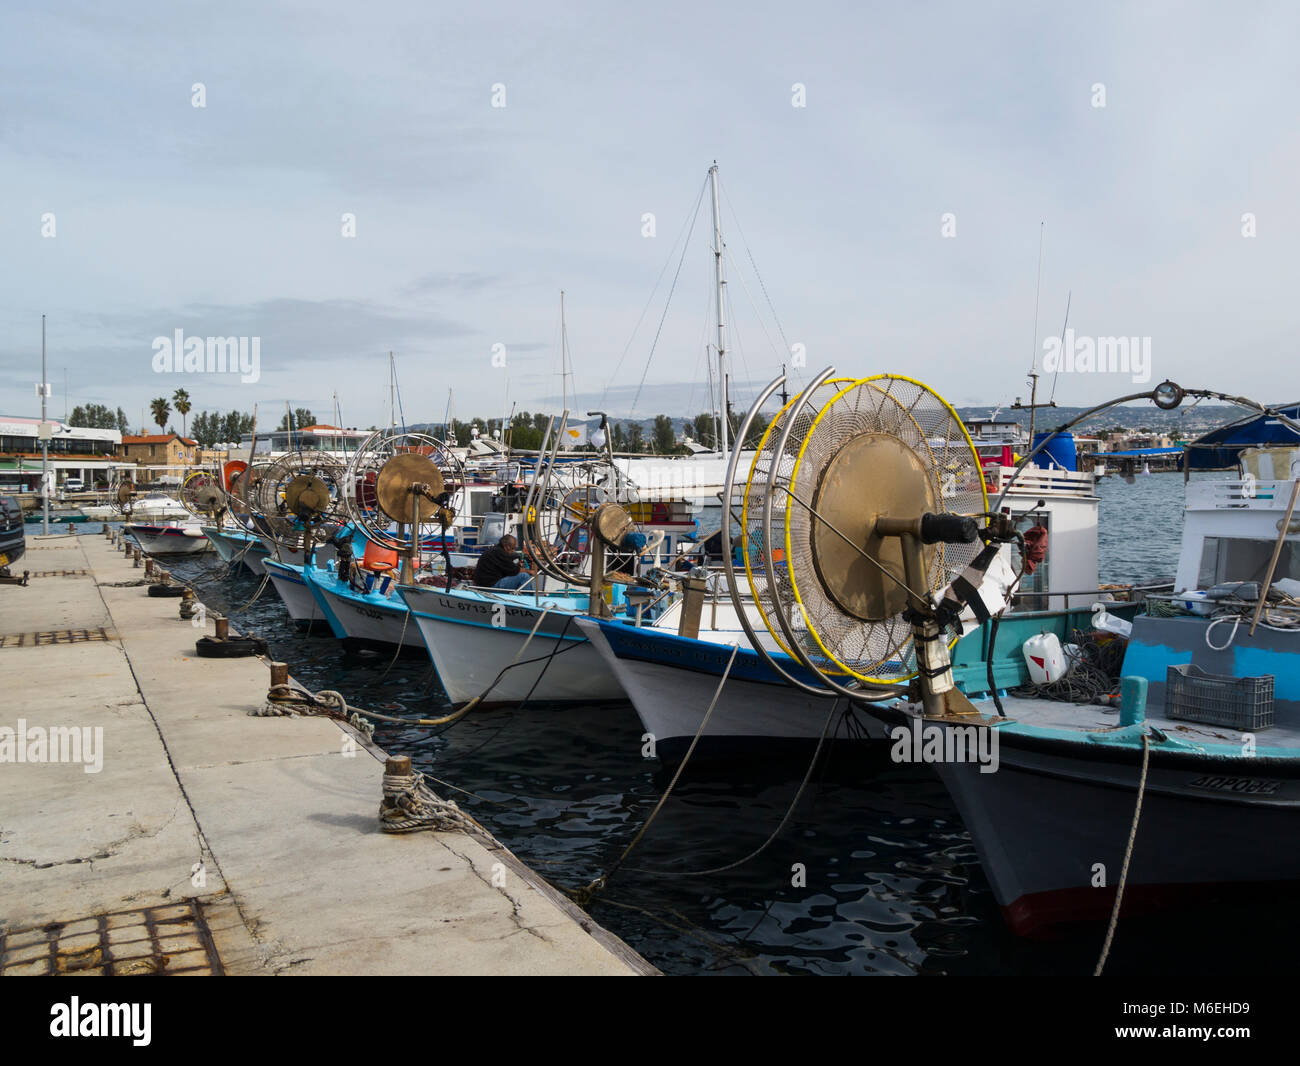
719, 178, 801, 386
600, 175, 710, 411
629, 188, 706, 420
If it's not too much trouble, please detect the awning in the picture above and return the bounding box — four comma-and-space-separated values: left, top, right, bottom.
1186, 403, 1300, 469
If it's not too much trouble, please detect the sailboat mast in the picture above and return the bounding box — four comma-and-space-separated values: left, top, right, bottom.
560, 290, 568, 412
709, 162, 729, 460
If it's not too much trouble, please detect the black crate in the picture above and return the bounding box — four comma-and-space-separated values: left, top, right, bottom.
1165, 663, 1274, 731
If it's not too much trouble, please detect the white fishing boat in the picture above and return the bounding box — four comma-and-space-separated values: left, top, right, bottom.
81, 491, 191, 522
263, 559, 328, 627
125, 521, 211, 554
398, 584, 626, 705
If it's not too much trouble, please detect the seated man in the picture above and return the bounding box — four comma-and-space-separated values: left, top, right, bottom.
473, 534, 533, 590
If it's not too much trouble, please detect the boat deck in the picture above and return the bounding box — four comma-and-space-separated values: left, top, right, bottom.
986, 693, 1300, 754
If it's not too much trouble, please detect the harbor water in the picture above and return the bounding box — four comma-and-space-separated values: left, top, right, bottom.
128, 471, 1292, 975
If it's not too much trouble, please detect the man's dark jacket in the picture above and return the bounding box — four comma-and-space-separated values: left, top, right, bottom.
474, 545, 521, 587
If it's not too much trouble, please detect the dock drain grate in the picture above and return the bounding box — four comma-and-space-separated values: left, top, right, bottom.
26, 569, 89, 578
0, 626, 117, 648
0, 899, 225, 976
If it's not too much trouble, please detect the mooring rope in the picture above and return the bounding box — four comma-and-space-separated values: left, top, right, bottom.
379, 762, 485, 835
627, 696, 841, 878
571, 643, 740, 906
1094, 730, 1151, 976
256, 607, 558, 731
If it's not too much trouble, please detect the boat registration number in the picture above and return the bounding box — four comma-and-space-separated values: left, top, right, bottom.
1188, 775, 1282, 795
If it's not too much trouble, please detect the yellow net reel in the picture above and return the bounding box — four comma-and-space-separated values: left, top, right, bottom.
741, 373, 987, 683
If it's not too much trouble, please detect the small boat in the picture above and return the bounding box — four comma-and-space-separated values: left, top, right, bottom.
263, 560, 329, 627
24, 510, 88, 524
125, 522, 211, 555
81, 492, 191, 523
399, 583, 625, 705
301, 563, 426, 653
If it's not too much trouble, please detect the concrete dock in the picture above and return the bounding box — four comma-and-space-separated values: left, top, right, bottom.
0, 532, 653, 976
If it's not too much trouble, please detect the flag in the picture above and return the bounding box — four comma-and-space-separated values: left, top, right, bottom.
562, 425, 587, 446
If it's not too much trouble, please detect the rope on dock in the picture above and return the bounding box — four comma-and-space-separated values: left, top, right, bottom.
252, 606, 560, 731
379, 762, 485, 835
1094, 731, 1151, 976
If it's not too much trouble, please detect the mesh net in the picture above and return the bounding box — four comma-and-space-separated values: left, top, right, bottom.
250, 455, 345, 542
343, 431, 461, 554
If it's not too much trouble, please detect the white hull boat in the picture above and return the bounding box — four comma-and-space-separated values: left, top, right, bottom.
398, 585, 625, 705
126, 522, 211, 555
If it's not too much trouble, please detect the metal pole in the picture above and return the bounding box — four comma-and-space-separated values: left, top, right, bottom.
709, 162, 729, 462
41, 314, 49, 535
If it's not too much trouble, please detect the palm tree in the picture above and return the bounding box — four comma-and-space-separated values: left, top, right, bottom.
150, 397, 171, 433
172, 388, 192, 439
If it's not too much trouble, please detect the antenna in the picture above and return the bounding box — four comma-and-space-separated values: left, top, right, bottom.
709, 162, 729, 462
1048, 291, 1072, 404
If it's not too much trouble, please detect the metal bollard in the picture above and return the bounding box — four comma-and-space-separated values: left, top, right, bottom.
269, 661, 289, 688
159, 570, 170, 586
132, 547, 141, 567
144, 558, 154, 578
102, 523, 110, 536
215, 616, 229, 641
179, 588, 198, 620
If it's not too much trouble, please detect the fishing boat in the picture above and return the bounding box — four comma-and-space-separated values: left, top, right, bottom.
124, 521, 211, 554
399, 583, 626, 704
300, 559, 427, 652
80, 491, 191, 523
730, 367, 1300, 938
202, 523, 270, 572
576, 595, 866, 759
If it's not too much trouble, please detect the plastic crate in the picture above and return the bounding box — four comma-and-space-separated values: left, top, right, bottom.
1165, 663, 1274, 731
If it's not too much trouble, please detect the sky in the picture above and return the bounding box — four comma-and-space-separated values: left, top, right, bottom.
1, 2, 1297, 434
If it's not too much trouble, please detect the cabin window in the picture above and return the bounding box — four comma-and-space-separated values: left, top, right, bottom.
1198, 536, 1300, 586
1011, 515, 1051, 610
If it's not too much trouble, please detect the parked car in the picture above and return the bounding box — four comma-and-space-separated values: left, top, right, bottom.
63, 477, 84, 491
0, 495, 26, 572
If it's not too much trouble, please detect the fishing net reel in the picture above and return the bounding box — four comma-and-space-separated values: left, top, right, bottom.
521, 455, 645, 593
181, 470, 228, 525
343, 430, 462, 581
729, 368, 1006, 716
111, 475, 137, 517
248, 454, 345, 552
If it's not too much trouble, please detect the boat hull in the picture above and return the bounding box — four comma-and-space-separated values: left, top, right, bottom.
302, 569, 424, 651
868, 704, 1300, 936
400, 586, 624, 705
263, 561, 328, 627
126, 524, 211, 555
577, 617, 889, 759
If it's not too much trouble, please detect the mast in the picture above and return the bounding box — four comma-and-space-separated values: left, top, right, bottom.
41, 314, 49, 534
709, 162, 729, 460
560, 290, 569, 412
389, 352, 396, 430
